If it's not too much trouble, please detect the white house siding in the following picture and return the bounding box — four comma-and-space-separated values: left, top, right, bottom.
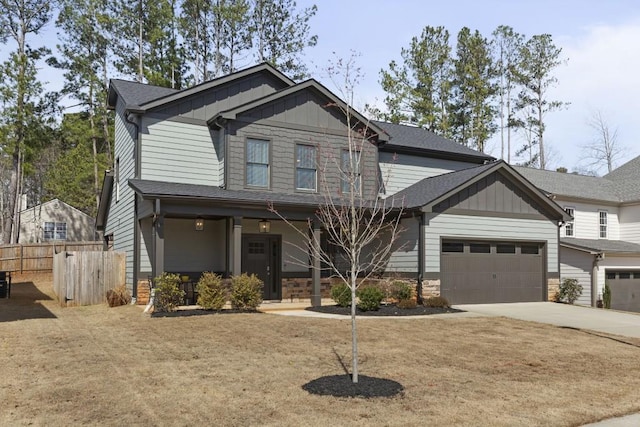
425, 213, 559, 273
379, 152, 475, 195
164, 218, 226, 273
619, 204, 640, 244
105, 98, 137, 291
242, 219, 309, 273
596, 255, 640, 301
558, 200, 620, 240
385, 217, 419, 273
19, 199, 96, 243
140, 117, 220, 186
559, 247, 594, 306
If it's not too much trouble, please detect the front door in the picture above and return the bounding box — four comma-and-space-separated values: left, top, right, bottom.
241, 235, 281, 300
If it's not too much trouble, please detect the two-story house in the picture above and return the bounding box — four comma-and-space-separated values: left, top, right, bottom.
517, 162, 640, 311
97, 63, 570, 306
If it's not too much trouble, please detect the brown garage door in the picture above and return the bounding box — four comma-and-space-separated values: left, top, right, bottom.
440, 240, 545, 304
606, 270, 640, 313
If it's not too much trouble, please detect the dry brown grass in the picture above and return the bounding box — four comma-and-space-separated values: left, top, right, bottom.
1, 273, 640, 426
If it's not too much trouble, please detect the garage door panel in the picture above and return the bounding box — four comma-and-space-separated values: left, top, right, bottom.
441, 240, 545, 304
606, 271, 640, 313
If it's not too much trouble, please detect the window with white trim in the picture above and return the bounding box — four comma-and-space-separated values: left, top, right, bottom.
246, 138, 269, 187
599, 210, 608, 239
295, 144, 317, 191
564, 207, 574, 237
44, 222, 67, 241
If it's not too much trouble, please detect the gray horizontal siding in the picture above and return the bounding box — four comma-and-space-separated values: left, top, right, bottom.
425, 213, 559, 273
379, 152, 474, 195
386, 217, 419, 273
164, 218, 226, 272
559, 247, 593, 306
141, 118, 220, 186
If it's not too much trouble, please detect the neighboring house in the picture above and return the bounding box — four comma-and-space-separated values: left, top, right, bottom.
19, 198, 97, 243
516, 162, 640, 311
97, 62, 569, 305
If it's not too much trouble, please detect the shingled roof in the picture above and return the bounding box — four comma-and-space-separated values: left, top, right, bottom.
561, 237, 640, 254
107, 80, 178, 110
372, 121, 494, 163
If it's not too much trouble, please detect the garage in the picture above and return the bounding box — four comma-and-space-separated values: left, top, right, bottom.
440, 240, 546, 304
605, 270, 640, 313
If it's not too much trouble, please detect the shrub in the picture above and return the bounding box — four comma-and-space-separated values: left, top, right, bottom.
390, 280, 413, 302
357, 285, 385, 311
154, 272, 185, 312
106, 284, 131, 307
196, 272, 227, 310
558, 278, 582, 304
330, 283, 352, 307
603, 282, 612, 309
397, 298, 417, 309
230, 273, 263, 311
424, 296, 450, 308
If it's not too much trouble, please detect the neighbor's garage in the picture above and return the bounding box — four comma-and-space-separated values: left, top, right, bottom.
440, 240, 545, 304
605, 270, 640, 313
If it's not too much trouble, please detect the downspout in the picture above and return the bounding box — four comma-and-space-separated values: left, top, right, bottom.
417, 212, 425, 305
126, 111, 141, 301
592, 253, 603, 307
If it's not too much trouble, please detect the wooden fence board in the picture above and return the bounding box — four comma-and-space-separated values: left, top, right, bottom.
0, 242, 102, 273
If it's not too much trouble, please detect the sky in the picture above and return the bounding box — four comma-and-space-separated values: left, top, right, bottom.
5, 0, 640, 174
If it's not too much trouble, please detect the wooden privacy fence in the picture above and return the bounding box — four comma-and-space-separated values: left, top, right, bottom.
0, 241, 103, 273
53, 251, 126, 307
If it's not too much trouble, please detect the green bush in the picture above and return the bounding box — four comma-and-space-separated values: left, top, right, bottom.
230, 273, 263, 311
154, 272, 184, 312
424, 296, 450, 308
603, 282, 612, 309
357, 285, 385, 311
558, 278, 582, 304
330, 283, 352, 307
390, 280, 413, 301
196, 272, 227, 310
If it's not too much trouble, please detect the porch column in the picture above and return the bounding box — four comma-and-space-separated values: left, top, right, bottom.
417, 213, 426, 304
232, 216, 242, 275
153, 215, 165, 278
311, 220, 322, 307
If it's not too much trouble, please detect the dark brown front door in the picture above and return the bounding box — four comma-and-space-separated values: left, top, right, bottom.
241, 235, 281, 300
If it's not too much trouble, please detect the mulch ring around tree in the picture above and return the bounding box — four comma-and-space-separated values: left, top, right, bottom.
306, 304, 464, 317
302, 374, 404, 399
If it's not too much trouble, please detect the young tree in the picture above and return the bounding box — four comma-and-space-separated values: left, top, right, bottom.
450, 27, 496, 152
580, 110, 625, 174
492, 25, 523, 162
270, 56, 404, 384
512, 34, 568, 170
379, 26, 453, 135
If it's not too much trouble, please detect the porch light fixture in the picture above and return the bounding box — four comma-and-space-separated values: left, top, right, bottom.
195, 218, 204, 231
259, 219, 271, 233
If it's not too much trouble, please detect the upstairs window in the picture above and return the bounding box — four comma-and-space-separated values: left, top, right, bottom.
564, 207, 574, 237
599, 211, 608, 238
295, 144, 317, 191
246, 138, 269, 187
341, 149, 361, 194
44, 222, 67, 241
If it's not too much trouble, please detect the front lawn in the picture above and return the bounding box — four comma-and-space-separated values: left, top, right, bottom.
1, 274, 639, 426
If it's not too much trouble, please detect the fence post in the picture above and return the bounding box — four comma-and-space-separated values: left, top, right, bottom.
20, 244, 23, 274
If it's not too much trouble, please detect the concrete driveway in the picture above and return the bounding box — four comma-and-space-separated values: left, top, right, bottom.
454, 302, 640, 339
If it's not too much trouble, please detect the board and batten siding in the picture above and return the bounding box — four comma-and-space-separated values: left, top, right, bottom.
379, 152, 475, 195
619, 204, 640, 244
140, 117, 220, 186
104, 98, 136, 291
559, 246, 593, 306
424, 213, 559, 273
558, 199, 620, 240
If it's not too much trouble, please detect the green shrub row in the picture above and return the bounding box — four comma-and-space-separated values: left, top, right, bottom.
153, 272, 263, 313
329, 280, 450, 311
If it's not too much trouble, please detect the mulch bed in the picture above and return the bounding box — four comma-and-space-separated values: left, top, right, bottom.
151, 308, 261, 317
306, 304, 463, 317
302, 374, 404, 398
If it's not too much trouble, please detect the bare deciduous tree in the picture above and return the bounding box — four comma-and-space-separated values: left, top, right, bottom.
270, 56, 405, 384
580, 110, 625, 175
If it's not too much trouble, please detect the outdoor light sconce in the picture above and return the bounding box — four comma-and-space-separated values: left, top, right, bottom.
259, 219, 271, 233
195, 218, 204, 231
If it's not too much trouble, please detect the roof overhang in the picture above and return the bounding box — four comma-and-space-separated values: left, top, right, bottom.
379, 143, 492, 164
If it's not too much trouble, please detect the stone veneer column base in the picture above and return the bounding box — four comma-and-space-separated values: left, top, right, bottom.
547, 278, 560, 302
136, 279, 150, 305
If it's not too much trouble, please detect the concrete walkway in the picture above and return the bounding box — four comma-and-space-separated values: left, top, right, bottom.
453, 302, 640, 339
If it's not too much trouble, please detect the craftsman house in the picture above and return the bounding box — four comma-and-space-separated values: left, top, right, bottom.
517, 161, 640, 312
97, 62, 570, 306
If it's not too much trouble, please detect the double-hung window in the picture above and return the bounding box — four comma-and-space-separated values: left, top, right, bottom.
341, 149, 361, 194
295, 144, 317, 191
44, 222, 67, 241
599, 211, 608, 239
564, 207, 574, 237
246, 138, 269, 187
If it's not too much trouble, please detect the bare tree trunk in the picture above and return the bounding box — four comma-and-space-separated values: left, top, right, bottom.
350, 276, 358, 383
138, 0, 143, 82
538, 100, 545, 169
89, 84, 100, 213
102, 56, 113, 166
